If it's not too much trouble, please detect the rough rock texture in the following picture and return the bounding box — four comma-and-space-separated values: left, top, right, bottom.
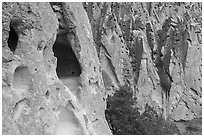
2, 2, 202, 135
2, 2, 111, 135
84, 2, 202, 120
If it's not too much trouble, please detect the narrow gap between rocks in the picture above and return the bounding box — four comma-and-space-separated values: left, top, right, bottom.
7, 26, 18, 52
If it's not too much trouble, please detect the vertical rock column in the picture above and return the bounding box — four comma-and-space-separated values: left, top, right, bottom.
59, 3, 112, 134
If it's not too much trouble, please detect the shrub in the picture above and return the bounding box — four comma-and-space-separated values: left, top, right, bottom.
105, 85, 179, 135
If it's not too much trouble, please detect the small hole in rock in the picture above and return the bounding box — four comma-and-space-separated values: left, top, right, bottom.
7, 26, 18, 52
39, 107, 45, 110
83, 114, 88, 123
45, 90, 50, 98
111, 36, 115, 43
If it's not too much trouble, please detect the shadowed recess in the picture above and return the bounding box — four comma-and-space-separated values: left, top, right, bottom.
53, 34, 81, 92
13, 66, 32, 96
55, 108, 84, 135
53, 34, 81, 78
53, 34, 83, 134
8, 26, 18, 52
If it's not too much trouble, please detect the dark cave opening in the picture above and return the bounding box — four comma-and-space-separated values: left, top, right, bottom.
53, 34, 81, 91
7, 26, 18, 52
52, 34, 83, 134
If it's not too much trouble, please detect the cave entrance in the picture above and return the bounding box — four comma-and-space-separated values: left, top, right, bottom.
53, 34, 81, 92
53, 34, 83, 135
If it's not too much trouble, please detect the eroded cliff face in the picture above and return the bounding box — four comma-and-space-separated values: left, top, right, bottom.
2, 2, 111, 135
2, 2, 202, 135
84, 2, 202, 121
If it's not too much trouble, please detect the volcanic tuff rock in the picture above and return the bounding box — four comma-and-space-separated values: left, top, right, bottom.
2, 2, 111, 135
85, 2, 202, 120
2, 2, 202, 134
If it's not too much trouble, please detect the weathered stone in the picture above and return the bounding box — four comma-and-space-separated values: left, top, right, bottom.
2, 2, 111, 135
2, 2, 202, 135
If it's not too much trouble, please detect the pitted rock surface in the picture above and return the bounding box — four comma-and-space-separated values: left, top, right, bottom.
2, 2, 202, 135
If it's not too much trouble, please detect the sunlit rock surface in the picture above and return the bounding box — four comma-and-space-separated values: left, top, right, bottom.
2, 2, 111, 135
2, 2, 201, 135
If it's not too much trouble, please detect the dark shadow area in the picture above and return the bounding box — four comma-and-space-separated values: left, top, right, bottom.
53, 35, 81, 78
53, 34, 81, 92
8, 26, 18, 52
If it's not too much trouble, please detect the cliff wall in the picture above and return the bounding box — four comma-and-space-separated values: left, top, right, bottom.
2, 2, 202, 135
